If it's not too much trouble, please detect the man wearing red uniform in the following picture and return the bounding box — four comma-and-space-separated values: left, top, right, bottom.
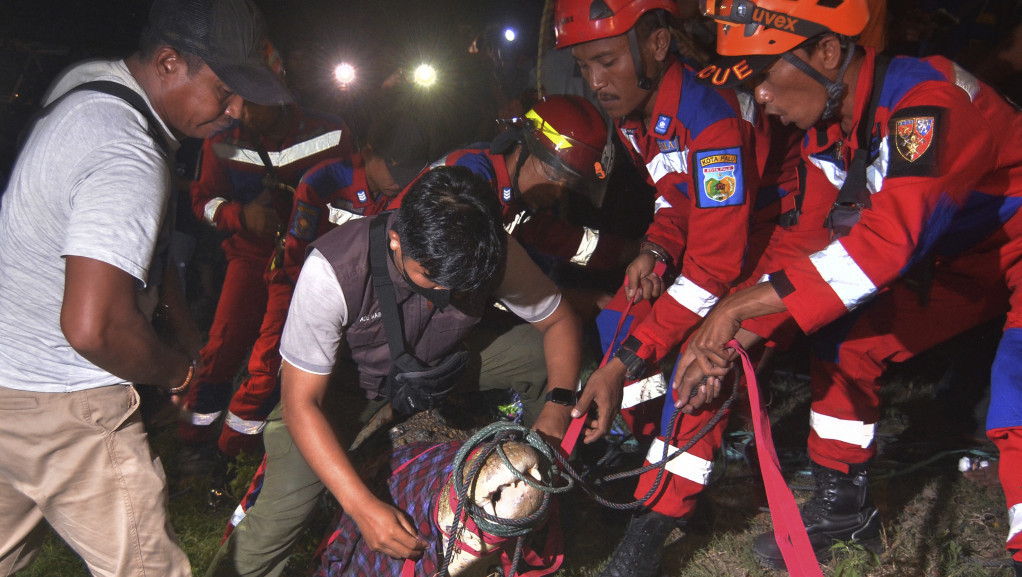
678, 0, 1022, 572
553, 2, 775, 574
200, 112, 424, 464
180, 98, 352, 456
418, 95, 633, 275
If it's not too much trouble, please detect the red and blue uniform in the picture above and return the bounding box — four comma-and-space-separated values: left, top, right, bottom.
180, 108, 352, 453
760, 48, 1022, 560
593, 56, 779, 518
411, 146, 629, 271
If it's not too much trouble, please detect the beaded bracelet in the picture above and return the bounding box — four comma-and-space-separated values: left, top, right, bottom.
167, 360, 197, 395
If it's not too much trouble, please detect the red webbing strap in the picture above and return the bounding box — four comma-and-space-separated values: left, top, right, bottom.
730, 339, 823, 577
560, 262, 666, 457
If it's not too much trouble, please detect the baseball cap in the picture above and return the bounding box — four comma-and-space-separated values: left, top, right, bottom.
147, 0, 293, 106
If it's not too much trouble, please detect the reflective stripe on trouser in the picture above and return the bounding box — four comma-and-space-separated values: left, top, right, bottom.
595, 288, 663, 442
632, 359, 732, 519
217, 280, 292, 457
988, 325, 1022, 561
180, 252, 270, 446
807, 260, 1009, 472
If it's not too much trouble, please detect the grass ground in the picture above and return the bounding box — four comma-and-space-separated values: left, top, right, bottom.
20, 327, 1014, 577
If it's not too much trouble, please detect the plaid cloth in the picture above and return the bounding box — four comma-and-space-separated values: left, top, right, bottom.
313, 442, 459, 577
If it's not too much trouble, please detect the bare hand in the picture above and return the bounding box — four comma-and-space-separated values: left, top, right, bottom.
531, 402, 573, 445
672, 314, 742, 413
624, 253, 664, 303
572, 359, 626, 445
240, 189, 281, 239
348, 496, 428, 560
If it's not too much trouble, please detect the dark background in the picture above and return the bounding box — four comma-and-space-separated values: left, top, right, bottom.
0, 0, 548, 172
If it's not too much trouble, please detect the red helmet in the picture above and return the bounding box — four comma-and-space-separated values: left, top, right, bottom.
554, 0, 680, 49
520, 95, 612, 205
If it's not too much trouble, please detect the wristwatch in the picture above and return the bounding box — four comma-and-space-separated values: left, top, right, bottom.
613, 336, 648, 382
545, 388, 578, 406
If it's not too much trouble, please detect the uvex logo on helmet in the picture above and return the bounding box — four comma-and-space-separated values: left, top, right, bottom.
751, 8, 800, 31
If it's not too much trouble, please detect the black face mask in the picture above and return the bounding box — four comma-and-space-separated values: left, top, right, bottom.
399, 259, 452, 310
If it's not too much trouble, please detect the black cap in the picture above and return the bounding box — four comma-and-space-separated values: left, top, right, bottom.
148, 0, 293, 106
694, 54, 780, 89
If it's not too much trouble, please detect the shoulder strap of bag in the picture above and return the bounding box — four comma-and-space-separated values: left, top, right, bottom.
17, 79, 169, 157
369, 214, 410, 361
834, 54, 891, 209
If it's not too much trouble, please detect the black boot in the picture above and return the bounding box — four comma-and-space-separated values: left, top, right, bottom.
598, 510, 685, 577
753, 463, 882, 570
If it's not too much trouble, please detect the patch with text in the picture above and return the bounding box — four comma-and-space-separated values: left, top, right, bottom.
694, 147, 744, 208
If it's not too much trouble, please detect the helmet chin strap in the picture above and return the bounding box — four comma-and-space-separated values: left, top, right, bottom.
781, 37, 856, 121
628, 29, 654, 90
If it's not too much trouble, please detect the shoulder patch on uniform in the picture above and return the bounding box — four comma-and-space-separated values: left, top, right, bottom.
694, 147, 745, 208
356, 189, 368, 203
888, 105, 945, 178
654, 114, 671, 135
289, 200, 321, 241
502, 187, 513, 202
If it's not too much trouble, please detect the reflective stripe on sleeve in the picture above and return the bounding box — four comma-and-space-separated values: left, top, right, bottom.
225, 411, 267, 435
621, 372, 668, 409
570, 227, 600, 266
189, 409, 222, 427
666, 275, 719, 318
808, 242, 877, 311
646, 438, 713, 485
326, 204, 366, 226
204, 198, 228, 225
810, 410, 875, 449
654, 196, 673, 215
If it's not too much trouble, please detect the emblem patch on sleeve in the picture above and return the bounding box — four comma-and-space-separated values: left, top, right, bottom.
289, 200, 321, 241
694, 147, 745, 208
888, 105, 945, 177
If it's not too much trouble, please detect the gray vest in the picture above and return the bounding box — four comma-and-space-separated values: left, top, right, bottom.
311, 213, 482, 397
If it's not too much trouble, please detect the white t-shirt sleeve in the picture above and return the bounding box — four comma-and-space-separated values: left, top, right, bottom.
280, 249, 348, 374
60, 94, 170, 286
496, 235, 562, 323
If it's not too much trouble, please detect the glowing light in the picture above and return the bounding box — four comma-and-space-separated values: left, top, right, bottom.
333, 62, 356, 88
412, 64, 437, 87
504, 28, 516, 42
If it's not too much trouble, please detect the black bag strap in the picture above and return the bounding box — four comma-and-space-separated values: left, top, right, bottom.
369, 214, 412, 362
834, 54, 891, 210
18, 79, 169, 156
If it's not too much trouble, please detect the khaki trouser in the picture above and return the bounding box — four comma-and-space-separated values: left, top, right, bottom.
0, 384, 191, 577
205, 321, 547, 577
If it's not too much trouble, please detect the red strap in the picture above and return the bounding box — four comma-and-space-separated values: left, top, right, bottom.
730, 339, 823, 577
560, 262, 667, 457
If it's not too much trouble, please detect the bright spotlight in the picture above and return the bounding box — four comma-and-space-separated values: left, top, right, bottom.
412, 64, 437, 87
504, 28, 516, 42
334, 62, 356, 88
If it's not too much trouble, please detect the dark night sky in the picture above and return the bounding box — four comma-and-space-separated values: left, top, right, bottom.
3, 0, 547, 57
